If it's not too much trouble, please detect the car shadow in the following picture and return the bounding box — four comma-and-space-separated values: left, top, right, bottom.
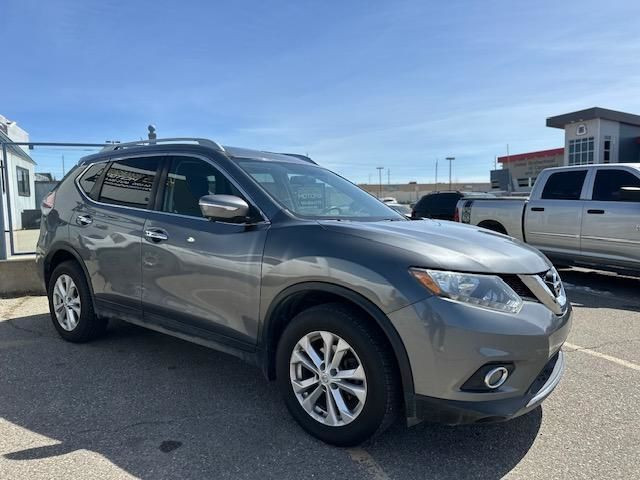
558, 267, 640, 312
1, 312, 541, 479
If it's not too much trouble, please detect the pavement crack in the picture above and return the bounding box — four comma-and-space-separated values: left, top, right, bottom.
6, 319, 45, 337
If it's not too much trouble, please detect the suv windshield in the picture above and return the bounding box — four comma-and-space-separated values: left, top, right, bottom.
236, 159, 405, 221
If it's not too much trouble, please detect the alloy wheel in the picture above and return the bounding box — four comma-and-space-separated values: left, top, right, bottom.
289, 331, 367, 427
52, 274, 81, 331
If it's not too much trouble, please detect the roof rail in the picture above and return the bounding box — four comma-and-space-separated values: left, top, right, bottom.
273, 152, 317, 165
101, 137, 225, 153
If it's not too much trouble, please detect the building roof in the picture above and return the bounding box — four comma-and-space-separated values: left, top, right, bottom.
497, 147, 564, 163
0, 129, 36, 164
546, 107, 640, 129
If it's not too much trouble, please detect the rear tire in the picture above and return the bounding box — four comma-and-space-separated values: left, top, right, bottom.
47, 261, 107, 342
276, 303, 400, 446
478, 221, 508, 235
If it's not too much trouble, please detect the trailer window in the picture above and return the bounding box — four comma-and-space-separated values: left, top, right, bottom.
16, 166, 30, 197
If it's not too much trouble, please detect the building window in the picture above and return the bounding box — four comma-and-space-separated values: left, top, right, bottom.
16, 166, 30, 197
517, 177, 536, 188
603, 136, 612, 163
568, 137, 595, 166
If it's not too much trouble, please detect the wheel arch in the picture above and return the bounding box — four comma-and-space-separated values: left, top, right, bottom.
44, 244, 96, 310
260, 282, 415, 414
477, 219, 508, 235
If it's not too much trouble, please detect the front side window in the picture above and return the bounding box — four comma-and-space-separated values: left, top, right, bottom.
541, 170, 587, 200
236, 159, 405, 221
98, 157, 159, 208
16, 166, 30, 196
592, 169, 640, 202
162, 156, 242, 218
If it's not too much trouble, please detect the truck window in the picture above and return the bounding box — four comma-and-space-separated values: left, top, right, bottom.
592, 169, 640, 202
541, 170, 587, 200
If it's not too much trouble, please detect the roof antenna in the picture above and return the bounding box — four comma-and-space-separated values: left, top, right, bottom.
148, 124, 157, 142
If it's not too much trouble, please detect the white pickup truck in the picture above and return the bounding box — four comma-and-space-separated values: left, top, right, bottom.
456, 164, 640, 272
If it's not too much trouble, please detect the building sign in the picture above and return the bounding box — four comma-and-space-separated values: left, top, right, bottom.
576, 124, 587, 136
508, 156, 561, 178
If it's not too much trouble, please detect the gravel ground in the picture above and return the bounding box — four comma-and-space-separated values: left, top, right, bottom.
0, 268, 639, 479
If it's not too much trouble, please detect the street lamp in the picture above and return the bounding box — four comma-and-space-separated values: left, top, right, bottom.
376, 166, 384, 198
446, 157, 455, 190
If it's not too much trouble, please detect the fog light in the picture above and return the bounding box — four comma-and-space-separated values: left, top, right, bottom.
484, 366, 509, 389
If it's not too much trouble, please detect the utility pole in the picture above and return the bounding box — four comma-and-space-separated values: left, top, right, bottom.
376, 167, 384, 198
446, 156, 455, 190
368, 173, 372, 184
435, 159, 438, 192
62, 154, 65, 176
387, 168, 390, 185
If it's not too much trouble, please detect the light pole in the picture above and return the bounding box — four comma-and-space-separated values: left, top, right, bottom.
446, 157, 455, 190
376, 166, 384, 198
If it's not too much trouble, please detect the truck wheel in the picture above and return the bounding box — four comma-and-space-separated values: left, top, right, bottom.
276, 303, 400, 446
47, 261, 107, 342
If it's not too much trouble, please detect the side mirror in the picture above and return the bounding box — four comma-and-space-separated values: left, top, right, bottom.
199, 194, 249, 220
619, 187, 640, 202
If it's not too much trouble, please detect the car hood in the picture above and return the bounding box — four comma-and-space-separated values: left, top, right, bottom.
318, 219, 551, 274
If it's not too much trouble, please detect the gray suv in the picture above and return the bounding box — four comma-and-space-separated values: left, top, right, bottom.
36, 138, 571, 446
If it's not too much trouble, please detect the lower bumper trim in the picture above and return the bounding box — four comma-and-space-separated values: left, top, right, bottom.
413, 350, 566, 425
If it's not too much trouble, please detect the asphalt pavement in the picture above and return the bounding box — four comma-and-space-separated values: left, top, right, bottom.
0, 267, 639, 479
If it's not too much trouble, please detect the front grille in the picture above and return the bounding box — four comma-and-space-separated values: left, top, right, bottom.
527, 352, 559, 397
500, 274, 538, 301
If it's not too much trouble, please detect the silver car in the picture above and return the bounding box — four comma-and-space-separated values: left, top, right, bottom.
36, 138, 571, 446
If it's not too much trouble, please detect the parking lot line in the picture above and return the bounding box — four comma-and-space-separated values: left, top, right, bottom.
564, 341, 640, 372
347, 448, 390, 480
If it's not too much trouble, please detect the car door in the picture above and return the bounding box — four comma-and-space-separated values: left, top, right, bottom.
141, 154, 269, 348
524, 169, 588, 257
580, 167, 640, 267
70, 156, 162, 315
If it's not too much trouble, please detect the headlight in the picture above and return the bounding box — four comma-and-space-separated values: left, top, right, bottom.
409, 268, 523, 314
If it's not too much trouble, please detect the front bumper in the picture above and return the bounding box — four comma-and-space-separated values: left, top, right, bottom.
414, 350, 565, 424
387, 295, 571, 424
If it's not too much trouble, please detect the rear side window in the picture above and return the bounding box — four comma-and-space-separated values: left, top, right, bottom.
414, 195, 432, 213
98, 157, 159, 208
78, 162, 107, 199
592, 169, 640, 202
432, 193, 460, 214
541, 171, 587, 200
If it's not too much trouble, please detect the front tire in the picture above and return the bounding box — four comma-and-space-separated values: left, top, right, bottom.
276, 303, 400, 446
47, 260, 107, 342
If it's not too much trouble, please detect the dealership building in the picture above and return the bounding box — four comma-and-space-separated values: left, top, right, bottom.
492, 107, 640, 192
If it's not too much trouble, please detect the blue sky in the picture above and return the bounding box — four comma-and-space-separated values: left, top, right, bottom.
1, 0, 640, 183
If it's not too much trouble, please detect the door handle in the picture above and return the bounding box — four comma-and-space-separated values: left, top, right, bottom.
76, 214, 93, 226
144, 229, 169, 242
587, 209, 605, 215
531, 207, 545, 212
